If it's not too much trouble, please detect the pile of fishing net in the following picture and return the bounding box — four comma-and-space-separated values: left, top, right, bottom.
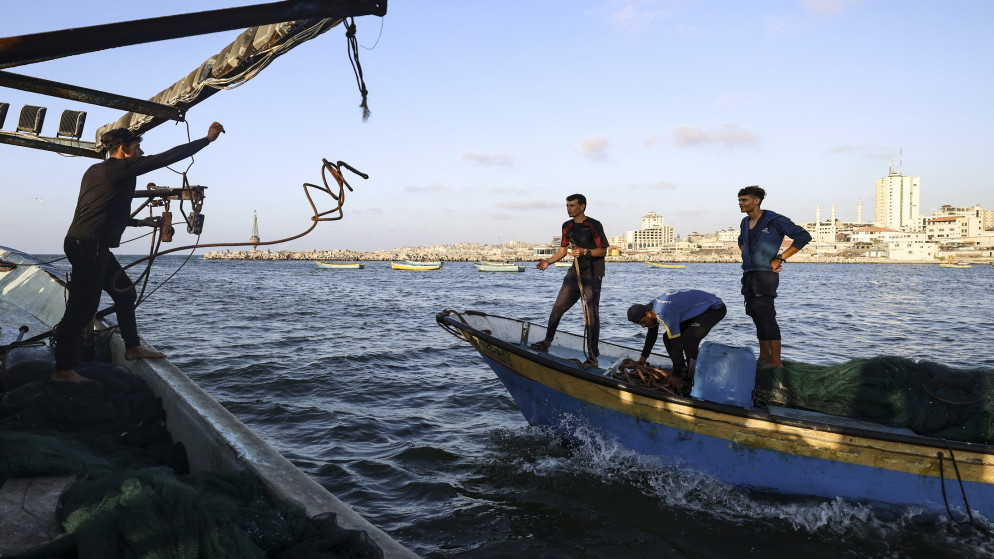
753, 356, 994, 444
0, 362, 382, 558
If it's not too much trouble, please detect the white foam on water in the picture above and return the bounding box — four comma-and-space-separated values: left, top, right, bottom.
500, 420, 994, 556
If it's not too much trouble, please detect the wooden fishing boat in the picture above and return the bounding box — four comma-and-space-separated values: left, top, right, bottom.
436, 309, 994, 521
391, 261, 442, 271
0, 247, 416, 557
475, 261, 525, 273
648, 262, 686, 269
314, 260, 364, 269
405, 260, 442, 267
554, 260, 573, 267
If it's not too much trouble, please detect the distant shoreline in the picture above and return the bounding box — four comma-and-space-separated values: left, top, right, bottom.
202, 249, 994, 266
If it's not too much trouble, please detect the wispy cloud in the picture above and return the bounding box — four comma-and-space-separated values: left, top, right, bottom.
648, 181, 678, 190
826, 145, 892, 159
461, 152, 515, 167
643, 136, 661, 147
671, 123, 757, 148
497, 201, 560, 210
718, 92, 744, 106
802, 0, 862, 16
606, 0, 669, 34
403, 183, 449, 193
485, 186, 530, 195
767, 0, 862, 35
580, 135, 610, 162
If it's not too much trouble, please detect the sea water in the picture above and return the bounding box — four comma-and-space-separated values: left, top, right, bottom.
55, 257, 994, 558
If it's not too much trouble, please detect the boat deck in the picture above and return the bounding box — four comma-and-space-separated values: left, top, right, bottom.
0, 300, 49, 346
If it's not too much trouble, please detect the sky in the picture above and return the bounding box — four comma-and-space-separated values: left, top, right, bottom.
2, 0, 993, 254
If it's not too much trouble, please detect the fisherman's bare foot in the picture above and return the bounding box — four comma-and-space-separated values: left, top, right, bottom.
51, 369, 90, 382
125, 346, 166, 360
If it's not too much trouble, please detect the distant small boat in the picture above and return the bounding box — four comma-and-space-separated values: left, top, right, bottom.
554, 260, 573, 267
391, 261, 442, 271
648, 262, 686, 269
939, 256, 971, 269
475, 261, 525, 273
406, 260, 442, 267
314, 260, 364, 269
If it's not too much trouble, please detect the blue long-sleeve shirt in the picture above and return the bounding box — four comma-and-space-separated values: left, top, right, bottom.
649, 289, 725, 339
738, 209, 811, 272
641, 290, 724, 366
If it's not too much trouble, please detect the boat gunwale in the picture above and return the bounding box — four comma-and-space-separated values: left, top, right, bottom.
437, 309, 994, 456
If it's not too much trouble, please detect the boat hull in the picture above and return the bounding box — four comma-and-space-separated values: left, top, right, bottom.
475, 262, 525, 272
391, 262, 442, 270
315, 260, 364, 269
438, 310, 994, 519
648, 262, 686, 268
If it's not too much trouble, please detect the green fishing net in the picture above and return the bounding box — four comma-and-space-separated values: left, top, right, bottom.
0, 362, 383, 559
754, 356, 994, 444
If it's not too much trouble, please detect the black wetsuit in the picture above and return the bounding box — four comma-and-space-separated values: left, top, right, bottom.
544, 217, 608, 361
54, 138, 212, 370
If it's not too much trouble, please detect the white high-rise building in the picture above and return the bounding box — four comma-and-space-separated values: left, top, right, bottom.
641, 211, 666, 230
620, 211, 675, 252
874, 162, 921, 232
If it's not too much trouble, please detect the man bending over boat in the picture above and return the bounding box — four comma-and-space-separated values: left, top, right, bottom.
52, 122, 226, 382
737, 185, 810, 369
532, 193, 609, 369
627, 290, 727, 378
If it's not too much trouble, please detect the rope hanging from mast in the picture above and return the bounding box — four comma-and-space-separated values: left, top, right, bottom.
345, 17, 371, 121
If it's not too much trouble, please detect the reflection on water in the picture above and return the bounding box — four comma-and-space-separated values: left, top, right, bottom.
76, 258, 994, 557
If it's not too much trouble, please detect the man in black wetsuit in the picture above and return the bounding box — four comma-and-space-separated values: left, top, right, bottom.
532, 193, 609, 369
52, 122, 225, 382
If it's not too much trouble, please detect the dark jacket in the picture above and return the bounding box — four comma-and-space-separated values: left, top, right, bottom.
66, 138, 211, 247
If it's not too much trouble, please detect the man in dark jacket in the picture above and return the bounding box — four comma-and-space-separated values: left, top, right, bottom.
52, 122, 225, 381
737, 185, 811, 368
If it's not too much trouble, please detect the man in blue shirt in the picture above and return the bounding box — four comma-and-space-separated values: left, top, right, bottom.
737, 185, 811, 368
627, 289, 727, 377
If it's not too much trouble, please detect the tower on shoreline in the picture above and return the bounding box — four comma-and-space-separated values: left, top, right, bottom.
250, 211, 261, 250
874, 155, 921, 232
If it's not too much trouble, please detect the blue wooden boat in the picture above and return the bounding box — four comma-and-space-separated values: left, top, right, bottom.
436, 309, 994, 521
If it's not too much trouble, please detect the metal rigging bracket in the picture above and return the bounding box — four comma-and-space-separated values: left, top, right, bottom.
132, 177, 208, 241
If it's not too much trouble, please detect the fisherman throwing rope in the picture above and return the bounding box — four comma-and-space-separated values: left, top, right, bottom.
52, 122, 225, 382
532, 194, 608, 369
627, 290, 727, 380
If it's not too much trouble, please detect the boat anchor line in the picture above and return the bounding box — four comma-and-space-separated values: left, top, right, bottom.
937, 443, 994, 536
